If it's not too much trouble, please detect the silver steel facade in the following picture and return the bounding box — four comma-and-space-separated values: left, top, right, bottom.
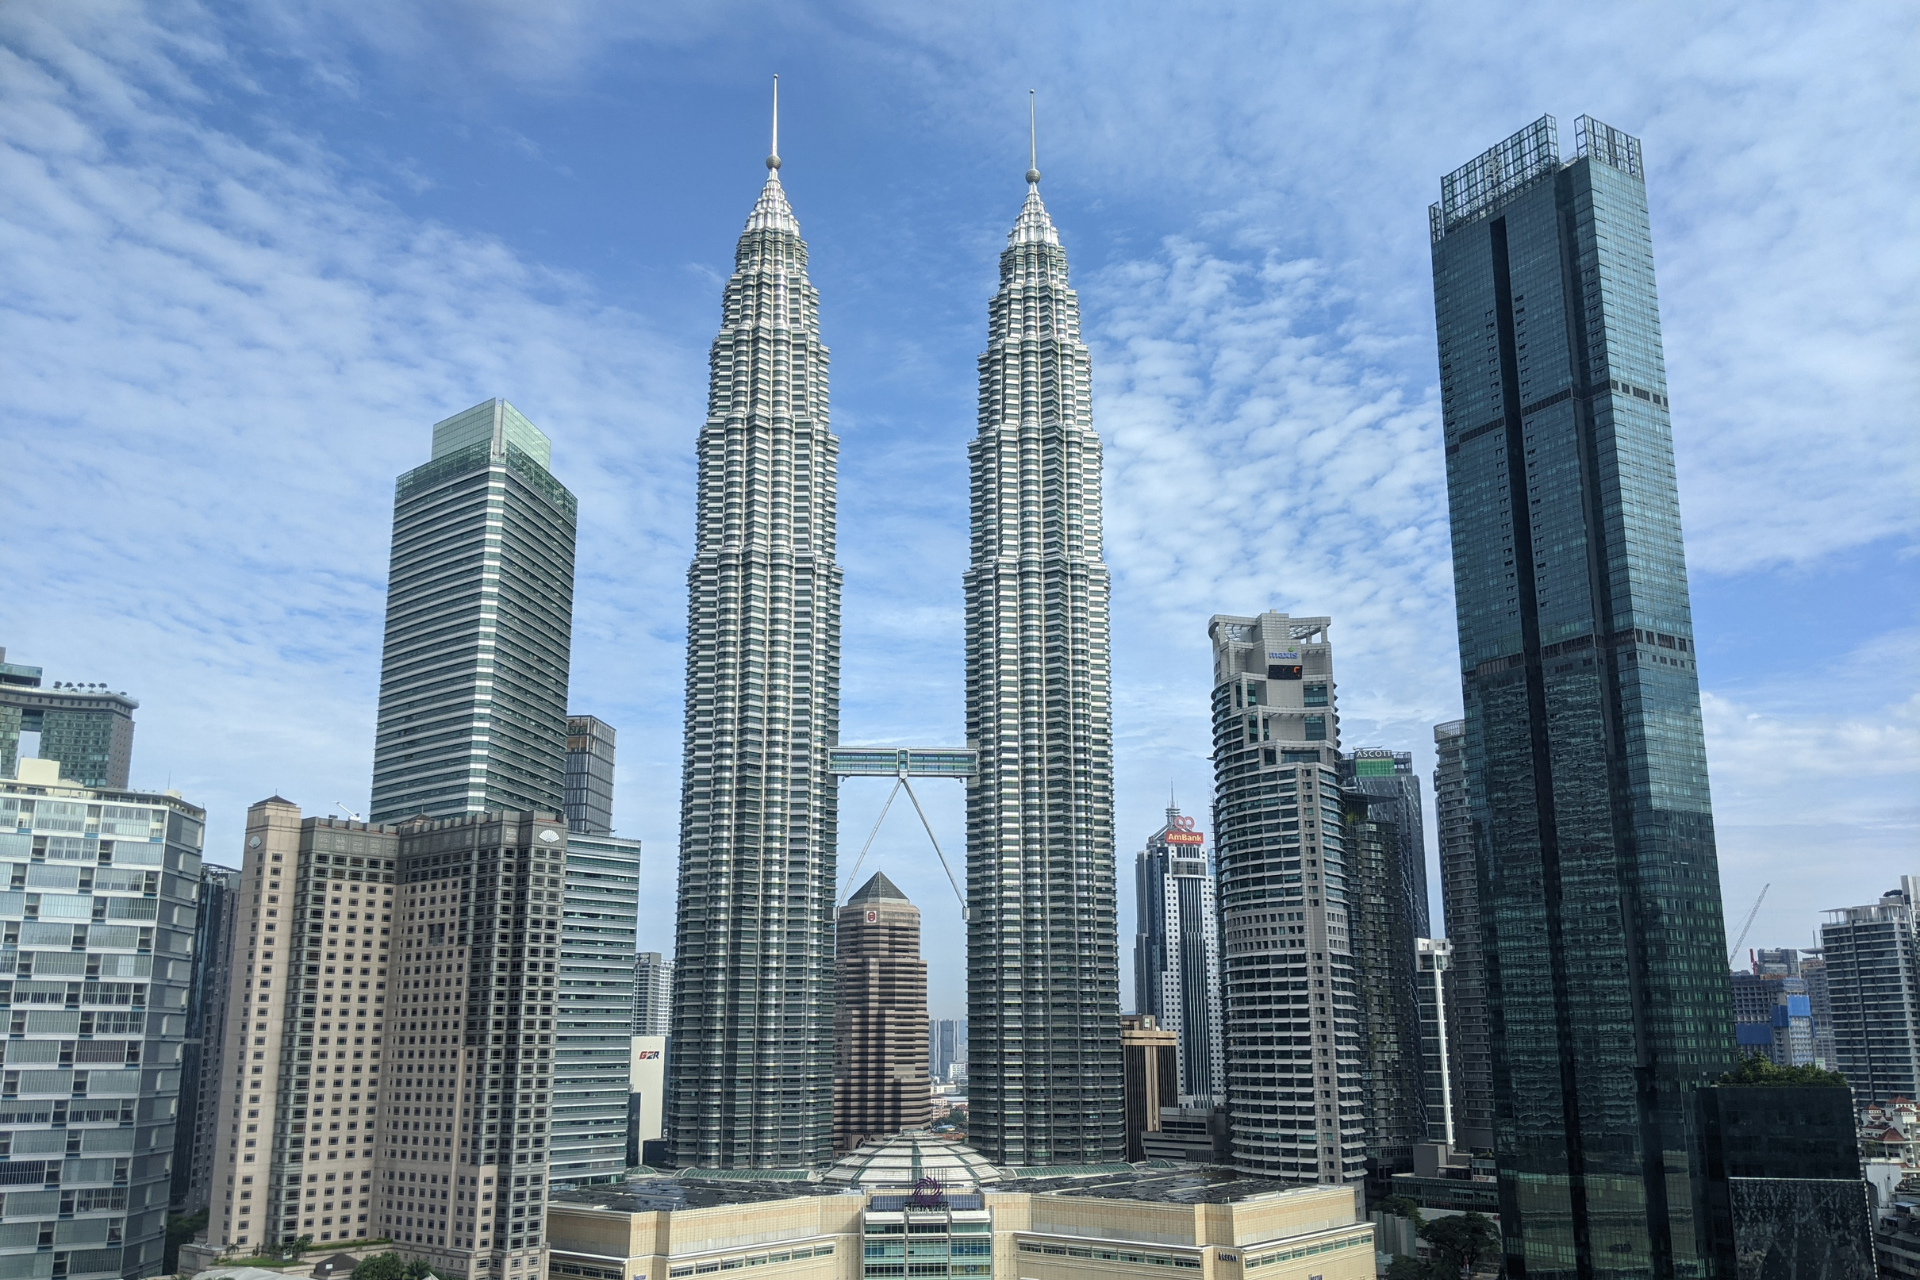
0, 760, 201, 1280
1131, 806, 1224, 1103
371, 401, 577, 826
667, 156, 842, 1168
964, 175, 1121, 1166
1208, 612, 1364, 1183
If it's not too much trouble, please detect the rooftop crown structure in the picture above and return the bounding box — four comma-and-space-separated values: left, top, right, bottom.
964, 123, 1123, 1165
667, 81, 843, 1169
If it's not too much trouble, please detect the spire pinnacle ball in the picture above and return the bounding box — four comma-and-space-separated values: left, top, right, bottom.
767, 154, 782, 170
1025, 167, 1041, 184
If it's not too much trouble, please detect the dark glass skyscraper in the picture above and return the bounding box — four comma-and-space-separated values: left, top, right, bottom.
1429, 116, 1735, 1276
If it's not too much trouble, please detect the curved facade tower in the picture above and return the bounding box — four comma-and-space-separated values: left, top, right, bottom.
667, 149, 842, 1168
964, 172, 1122, 1164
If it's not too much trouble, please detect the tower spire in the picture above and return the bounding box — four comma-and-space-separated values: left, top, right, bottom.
768, 74, 781, 171
1026, 89, 1040, 185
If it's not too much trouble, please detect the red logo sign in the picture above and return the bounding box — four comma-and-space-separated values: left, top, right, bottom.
866, 910, 878, 924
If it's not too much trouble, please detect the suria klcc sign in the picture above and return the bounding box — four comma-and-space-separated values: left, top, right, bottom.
1165, 815, 1204, 847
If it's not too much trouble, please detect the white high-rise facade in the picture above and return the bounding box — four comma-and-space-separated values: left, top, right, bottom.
964, 165, 1121, 1165
1208, 612, 1364, 1183
667, 134, 842, 1169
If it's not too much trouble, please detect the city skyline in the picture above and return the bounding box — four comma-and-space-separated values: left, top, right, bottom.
3, 6, 1914, 1024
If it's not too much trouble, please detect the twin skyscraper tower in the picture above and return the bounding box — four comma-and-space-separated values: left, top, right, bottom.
665, 108, 1121, 1168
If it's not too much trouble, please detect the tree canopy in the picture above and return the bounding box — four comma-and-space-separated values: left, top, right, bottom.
1716, 1052, 1847, 1088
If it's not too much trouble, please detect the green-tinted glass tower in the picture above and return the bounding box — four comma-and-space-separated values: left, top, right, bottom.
370, 399, 577, 824
1429, 116, 1735, 1277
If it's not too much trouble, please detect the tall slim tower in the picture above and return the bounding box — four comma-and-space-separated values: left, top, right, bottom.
1433, 718, 1493, 1149
370, 399, 577, 824
1209, 612, 1363, 1183
1132, 805, 1225, 1102
667, 99, 842, 1169
964, 146, 1121, 1165
1430, 115, 1735, 1274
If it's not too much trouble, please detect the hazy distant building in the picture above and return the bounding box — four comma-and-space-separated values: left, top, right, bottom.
1799, 950, 1837, 1069
964, 162, 1121, 1166
1210, 611, 1363, 1183
1345, 791, 1423, 1174
1120, 1015, 1179, 1163
1430, 114, 1736, 1271
929, 1019, 966, 1084
1131, 805, 1224, 1102
564, 716, 617, 837
1822, 878, 1920, 1108
0, 648, 137, 788
175, 862, 240, 1211
833, 874, 931, 1154
1416, 939, 1456, 1147
1431, 720, 1491, 1150
633, 952, 673, 1038
0, 758, 198, 1280
369, 400, 576, 825
667, 138, 843, 1170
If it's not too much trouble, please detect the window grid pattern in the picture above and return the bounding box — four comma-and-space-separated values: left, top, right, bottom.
964, 182, 1121, 1166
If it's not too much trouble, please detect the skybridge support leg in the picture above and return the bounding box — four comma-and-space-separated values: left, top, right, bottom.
901, 776, 968, 921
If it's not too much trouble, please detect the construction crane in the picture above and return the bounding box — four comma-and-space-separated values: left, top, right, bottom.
1727, 883, 1771, 968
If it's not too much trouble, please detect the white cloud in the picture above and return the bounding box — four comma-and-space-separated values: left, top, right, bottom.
3, 0, 1914, 1019
0, 2, 702, 856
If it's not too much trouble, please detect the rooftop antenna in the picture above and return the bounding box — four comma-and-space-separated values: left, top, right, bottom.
1026, 89, 1040, 185
767, 74, 781, 171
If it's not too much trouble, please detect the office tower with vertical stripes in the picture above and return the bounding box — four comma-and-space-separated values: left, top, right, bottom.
1430, 114, 1735, 1274
370, 400, 576, 825
176, 862, 240, 1212
1131, 805, 1225, 1103
563, 717, 616, 837
1821, 878, 1920, 1109
832, 873, 931, 1154
964, 160, 1121, 1166
666, 121, 843, 1169
1432, 719, 1493, 1150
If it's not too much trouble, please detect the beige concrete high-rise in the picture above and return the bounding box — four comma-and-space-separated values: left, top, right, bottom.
832, 873, 930, 1154
194, 801, 563, 1280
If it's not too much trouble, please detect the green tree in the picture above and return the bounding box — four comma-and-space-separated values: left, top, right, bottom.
351, 1253, 407, 1280
276, 1235, 315, 1262
1386, 1256, 1432, 1280
1381, 1195, 1425, 1226
1420, 1212, 1499, 1278
164, 1208, 208, 1274
401, 1261, 437, 1280
1717, 1052, 1846, 1088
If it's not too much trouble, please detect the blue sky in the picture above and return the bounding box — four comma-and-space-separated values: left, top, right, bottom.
2, 2, 1915, 1020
